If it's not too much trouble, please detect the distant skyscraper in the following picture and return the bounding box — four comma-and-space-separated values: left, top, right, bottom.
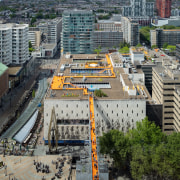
0, 23, 29, 65
61, 10, 94, 54
123, 0, 154, 17
156, 0, 172, 18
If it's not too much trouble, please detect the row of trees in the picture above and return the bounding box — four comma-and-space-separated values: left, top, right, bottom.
94, 42, 131, 56
99, 117, 180, 180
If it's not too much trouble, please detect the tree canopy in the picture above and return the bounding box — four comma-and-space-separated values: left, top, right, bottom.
94, 46, 102, 56
99, 117, 180, 180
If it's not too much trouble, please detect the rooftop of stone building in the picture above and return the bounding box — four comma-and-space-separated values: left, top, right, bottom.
45, 53, 152, 101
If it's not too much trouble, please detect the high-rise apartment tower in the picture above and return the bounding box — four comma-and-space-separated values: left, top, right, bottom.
156, 0, 172, 18
61, 10, 94, 54
0, 24, 29, 65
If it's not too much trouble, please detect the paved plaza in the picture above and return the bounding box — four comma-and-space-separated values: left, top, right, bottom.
0, 154, 73, 180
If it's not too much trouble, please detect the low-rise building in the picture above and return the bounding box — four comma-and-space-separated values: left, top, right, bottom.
150, 29, 180, 48
44, 53, 153, 145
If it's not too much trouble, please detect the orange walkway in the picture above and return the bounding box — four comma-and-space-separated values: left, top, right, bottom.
51, 54, 116, 91
89, 94, 99, 180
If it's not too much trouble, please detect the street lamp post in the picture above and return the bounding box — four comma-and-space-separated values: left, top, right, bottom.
4, 165, 7, 176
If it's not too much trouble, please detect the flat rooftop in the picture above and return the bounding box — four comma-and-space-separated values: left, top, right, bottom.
46, 54, 152, 101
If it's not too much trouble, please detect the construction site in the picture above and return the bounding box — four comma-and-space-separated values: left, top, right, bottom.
44, 51, 153, 179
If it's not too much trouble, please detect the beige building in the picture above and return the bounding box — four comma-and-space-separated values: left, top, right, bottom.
152, 59, 180, 134
121, 17, 139, 46
173, 87, 180, 132
28, 27, 41, 49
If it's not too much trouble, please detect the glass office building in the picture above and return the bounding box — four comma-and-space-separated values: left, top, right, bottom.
61, 10, 94, 54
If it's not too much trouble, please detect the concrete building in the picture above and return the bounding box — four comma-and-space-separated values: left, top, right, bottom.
61, 10, 94, 54
171, 9, 180, 16
37, 18, 62, 46
95, 20, 121, 31
151, 16, 180, 27
173, 87, 180, 132
121, 17, 139, 46
176, 44, 180, 62
156, 0, 171, 18
92, 20, 123, 51
44, 53, 153, 145
123, 0, 154, 17
0, 23, 29, 65
28, 27, 41, 49
0, 63, 8, 105
150, 29, 180, 48
152, 59, 180, 134
92, 31, 123, 50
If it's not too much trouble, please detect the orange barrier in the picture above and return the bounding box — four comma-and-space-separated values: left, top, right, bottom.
89, 94, 99, 180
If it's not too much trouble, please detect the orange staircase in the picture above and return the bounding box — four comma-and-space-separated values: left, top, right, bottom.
89, 94, 99, 180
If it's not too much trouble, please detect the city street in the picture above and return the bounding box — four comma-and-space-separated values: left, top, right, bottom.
0, 57, 60, 136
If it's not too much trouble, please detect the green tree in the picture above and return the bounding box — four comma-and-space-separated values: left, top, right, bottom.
136, 43, 142, 48
127, 117, 165, 146
31, 17, 36, 25
119, 47, 129, 54
163, 42, 168, 49
32, 89, 35, 98
94, 46, 102, 57
99, 130, 130, 168
167, 45, 176, 52
29, 41, 33, 48
94, 89, 107, 97
151, 45, 158, 49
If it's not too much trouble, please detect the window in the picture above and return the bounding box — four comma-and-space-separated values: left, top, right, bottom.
61, 111, 63, 114
137, 113, 138, 117
107, 113, 108, 117
142, 110, 143, 113
76, 104, 78, 108
97, 104, 98, 108
122, 119, 124, 122
127, 113, 128, 117
56, 113, 58, 116
107, 104, 108, 108
66, 113, 68, 117
97, 113, 98, 117
102, 111, 103, 114
112, 110, 113, 114
132, 110, 133, 113
76, 113, 78, 117
117, 113, 118, 117
46, 113, 48, 116
66, 104, 68, 108
117, 104, 118, 108
87, 104, 88, 108
71, 110, 73, 113
137, 104, 138, 107
122, 110, 123, 114
132, 119, 134, 122
81, 110, 83, 113
87, 113, 88, 117
56, 104, 58, 108
164, 123, 173, 125
127, 104, 128, 108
